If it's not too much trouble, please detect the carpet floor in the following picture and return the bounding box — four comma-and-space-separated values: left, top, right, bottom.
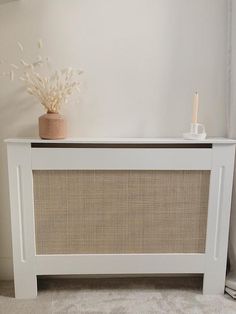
0, 277, 235, 314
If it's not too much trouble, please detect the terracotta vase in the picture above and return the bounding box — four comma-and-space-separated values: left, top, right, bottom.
39, 112, 67, 139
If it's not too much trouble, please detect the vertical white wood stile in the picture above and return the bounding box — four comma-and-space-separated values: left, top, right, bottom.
203, 144, 236, 294
7, 143, 37, 299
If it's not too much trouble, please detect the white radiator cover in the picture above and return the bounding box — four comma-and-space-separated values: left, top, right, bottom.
5, 138, 236, 298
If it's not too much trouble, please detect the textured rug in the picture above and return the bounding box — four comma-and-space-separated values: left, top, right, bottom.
0, 277, 236, 314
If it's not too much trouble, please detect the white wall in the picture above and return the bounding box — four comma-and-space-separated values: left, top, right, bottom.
228, 0, 236, 274
228, 0, 236, 137
0, 0, 229, 279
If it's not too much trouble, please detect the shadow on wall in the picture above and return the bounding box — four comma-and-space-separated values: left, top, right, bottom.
0, 87, 39, 138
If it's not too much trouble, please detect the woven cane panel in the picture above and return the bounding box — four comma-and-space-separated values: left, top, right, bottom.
33, 170, 210, 254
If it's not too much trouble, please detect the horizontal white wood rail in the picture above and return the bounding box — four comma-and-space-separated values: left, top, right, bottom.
35, 254, 205, 275
31, 148, 212, 170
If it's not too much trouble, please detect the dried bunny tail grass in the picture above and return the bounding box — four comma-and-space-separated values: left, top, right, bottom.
19, 61, 82, 113
10, 63, 19, 69
10, 71, 14, 81
38, 39, 43, 49
20, 59, 29, 67
17, 41, 24, 52
33, 60, 44, 67
27, 88, 34, 95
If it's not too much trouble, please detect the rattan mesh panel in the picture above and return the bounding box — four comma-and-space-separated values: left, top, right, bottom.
33, 170, 210, 254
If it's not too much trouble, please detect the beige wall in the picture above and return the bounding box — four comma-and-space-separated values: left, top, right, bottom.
228, 0, 236, 136
0, 0, 229, 279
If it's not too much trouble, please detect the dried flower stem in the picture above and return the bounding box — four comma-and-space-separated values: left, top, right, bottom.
1, 39, 83, 113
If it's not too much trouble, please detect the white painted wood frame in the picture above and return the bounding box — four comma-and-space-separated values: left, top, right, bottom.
5, 138, 236, 299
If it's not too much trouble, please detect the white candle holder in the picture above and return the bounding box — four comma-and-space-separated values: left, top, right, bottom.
183, 123, 207, 140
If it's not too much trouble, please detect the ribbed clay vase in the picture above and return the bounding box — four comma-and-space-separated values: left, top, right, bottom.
39, 112, 67, 139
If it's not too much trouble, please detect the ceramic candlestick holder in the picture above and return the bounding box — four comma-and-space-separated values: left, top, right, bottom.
183, 123, 207, 140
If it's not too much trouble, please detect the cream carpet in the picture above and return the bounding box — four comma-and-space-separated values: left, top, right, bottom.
0, 277, 236, 314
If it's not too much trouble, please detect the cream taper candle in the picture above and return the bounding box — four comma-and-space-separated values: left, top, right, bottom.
192, 92, 199, 124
